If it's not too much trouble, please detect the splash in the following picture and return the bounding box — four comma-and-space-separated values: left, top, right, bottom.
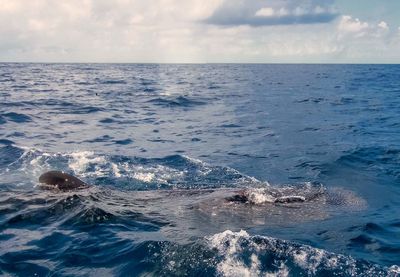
207, 230, 398, 277
0, 145, 265, 190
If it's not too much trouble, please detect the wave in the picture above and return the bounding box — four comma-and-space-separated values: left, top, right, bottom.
0, 145, 367, 228
206, 230, 399, 277
321, 147, 400, 183
147, 96, 206, 108
0, 145, 367, 209
98, 79, 127, 85
0, 145, 261, 191
0, 145, 392, 276
93, 230, 399, 276
0, 189, 168, 233
0, 112, 32, 123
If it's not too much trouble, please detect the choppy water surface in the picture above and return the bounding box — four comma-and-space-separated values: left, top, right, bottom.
1, 64, 400, 276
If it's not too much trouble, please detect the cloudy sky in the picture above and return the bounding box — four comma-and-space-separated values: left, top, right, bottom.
0, 0, 399, 63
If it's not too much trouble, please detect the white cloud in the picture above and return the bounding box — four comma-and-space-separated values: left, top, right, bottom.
277, 8, 289, 16
0, 0, 224, 62
0, 0, 398, 63
0, 0, 21, 12
254, 4, 333, 20
333, 16, 399, 62
378, 21, 388, 30
255, 7, 274, 17
206, 0, 338, 26
338, 15, 369, 33
337, 15, 391, 41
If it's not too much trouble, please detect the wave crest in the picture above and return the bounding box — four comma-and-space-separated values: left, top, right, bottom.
208, 230, 398, 277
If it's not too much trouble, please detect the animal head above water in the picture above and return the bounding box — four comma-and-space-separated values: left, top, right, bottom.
38, 171, 89, 191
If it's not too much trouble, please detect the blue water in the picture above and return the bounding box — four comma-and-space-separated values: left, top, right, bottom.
0, 63, 400, 276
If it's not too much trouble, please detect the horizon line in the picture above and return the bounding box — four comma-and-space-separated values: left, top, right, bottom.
1, 62, 400, 65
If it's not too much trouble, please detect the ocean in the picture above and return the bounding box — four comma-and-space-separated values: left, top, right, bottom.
0, 63, 399, 276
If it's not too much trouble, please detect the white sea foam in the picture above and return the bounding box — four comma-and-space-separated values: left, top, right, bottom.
183, 155, 214, 176
133, 171, 155, 183
389, 265, 400, 274
68, 151, 107, 175
111, 162, 121, 178
209, 230, 257, 277
208, 230, 289, 277
243, 188, 276, 204
11, 147, 55, 179
207, 230, 395, 277
6, 145, 269, 190
68, 152, 188, 185
121, 163, 186, 184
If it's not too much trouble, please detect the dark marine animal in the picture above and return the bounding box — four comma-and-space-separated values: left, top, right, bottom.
39, 171, 89, 191
38, 171, 310, 203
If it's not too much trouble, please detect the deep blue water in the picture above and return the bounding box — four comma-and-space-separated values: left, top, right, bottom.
0, 63, 400, 276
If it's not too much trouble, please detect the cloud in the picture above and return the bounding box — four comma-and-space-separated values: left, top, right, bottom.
255, 7, 275, 17
0, 0, 223, 62
338, 15, 369, 37
0, 0, 398, 63
378, 21, 388, 30
205, 0, 338, 26
337, 15, 390, 39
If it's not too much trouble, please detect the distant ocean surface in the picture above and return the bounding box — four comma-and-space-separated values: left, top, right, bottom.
1, 63, 400, 276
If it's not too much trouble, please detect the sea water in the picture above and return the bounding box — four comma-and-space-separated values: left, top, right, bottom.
0, 64, 399, 276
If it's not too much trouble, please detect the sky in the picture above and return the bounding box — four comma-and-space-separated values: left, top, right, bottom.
0, 0, 399, 63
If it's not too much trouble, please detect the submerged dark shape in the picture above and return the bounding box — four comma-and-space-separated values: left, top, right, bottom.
38, 171, 322, 204
225, 182, 326, 204
225, 190, 307, 204
39, 171, 320, 204
38, 171, 89, 191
